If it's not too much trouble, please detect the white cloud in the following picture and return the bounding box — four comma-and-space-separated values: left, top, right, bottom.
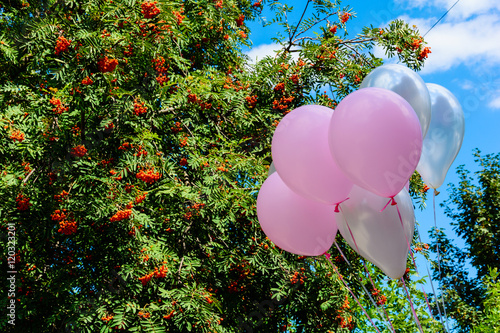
421, 15, 500, 73
244, 43, 281, 64
392, 12, 500, 74
488, 94, 500, 109
244, 42, 301, 65
397, 0, 500, 19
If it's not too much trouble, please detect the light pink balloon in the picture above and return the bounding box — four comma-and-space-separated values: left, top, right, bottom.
257, 172, 338, 256
271, 105, 353, 205
328, 88, 423, 198
336, 186, 415, 279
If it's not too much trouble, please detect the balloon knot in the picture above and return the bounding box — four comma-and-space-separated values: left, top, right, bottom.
333, 197, 349, 213
380, 196, 396, 212
323, 253, 331, 260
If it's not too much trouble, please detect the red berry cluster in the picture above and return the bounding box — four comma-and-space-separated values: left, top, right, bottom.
101, 315, 114, 323
133, 98, 147, 115
179, 158, 188, 166
153, 265, 168, 278
340, 12, 352, 24
109, 209, 132, 222
272, 95, 294, 111
136, 168, 161, 184
163, 310, 175, 320
152, 56, 169, 85
290, 271, 305, 285
138, 271, 153, 285
98, 158, 113, 166
101, 315, 113, 322
54, 190, 69, 202
173, 9, 185, 25
134, 147, 147, 157
329, 25, 338, 34
138, 265, 168, 286
371, 288, 387, 306
22, 161, 32, 175
171, 122, 182, 134
138, 311, 151, 319
58, 219, 77, 235
185, 92, 212, 110
236, 14, 245, 27
125, 183, 135, 193
51, 209, 77, 235
70, 145, 87, 157
141, 1, 160, 19
228, 260, 251, 293
81, 76, 93, 85
418, 47, 432, 60
118, 142, 133, 150
98, 56, 118, 73
337, 315, 354, 330
333, 295, 354, 330
16, 194, 32, 211
49, 97, 69, 114
274, 82, 285, 91
51, 209, 67, 221
134, 193, 147, 204
10, 130, 25, 142
55, 36, 71, 55
245, 95, 257, 108
411, 38, 422, 50
124, 43, 133, 56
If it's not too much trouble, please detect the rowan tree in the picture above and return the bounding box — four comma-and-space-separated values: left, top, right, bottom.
429, 150, 500, 332
1, 0, 433, 332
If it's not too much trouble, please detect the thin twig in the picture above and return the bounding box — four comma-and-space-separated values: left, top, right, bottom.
177, 256, 185, 277
285, 0, 311, 53
293, 13, 337, 41
157, 107, 175, 114
22, 168, 35, 184
343, 43, 376, 68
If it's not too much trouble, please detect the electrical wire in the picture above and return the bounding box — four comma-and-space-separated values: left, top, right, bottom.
423, 0, 461, 37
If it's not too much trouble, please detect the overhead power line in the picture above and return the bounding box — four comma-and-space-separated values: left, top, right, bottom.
423, 0, 461, 37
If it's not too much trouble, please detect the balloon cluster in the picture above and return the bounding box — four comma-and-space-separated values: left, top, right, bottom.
257, 64, 465, 279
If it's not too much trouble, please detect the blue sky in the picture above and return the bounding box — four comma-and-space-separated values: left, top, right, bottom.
244, 0, 500, 255
244, 0, 500, 318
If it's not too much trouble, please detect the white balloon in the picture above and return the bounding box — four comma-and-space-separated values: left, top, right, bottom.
416, 84, 465, 189
360, 64, 432, 138
337, 186, 415, 279
268, 161, 276, 176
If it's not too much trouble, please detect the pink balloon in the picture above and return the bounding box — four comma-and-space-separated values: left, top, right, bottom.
257, 172, 338, 256
328, 88, 422, 198
272, 105, 353, 205
337, 186, 415, 279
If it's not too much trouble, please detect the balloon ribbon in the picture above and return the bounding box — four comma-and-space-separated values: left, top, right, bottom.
323, 253, 382, 333
401, 276, 424, 333
334, 197, 350, 213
